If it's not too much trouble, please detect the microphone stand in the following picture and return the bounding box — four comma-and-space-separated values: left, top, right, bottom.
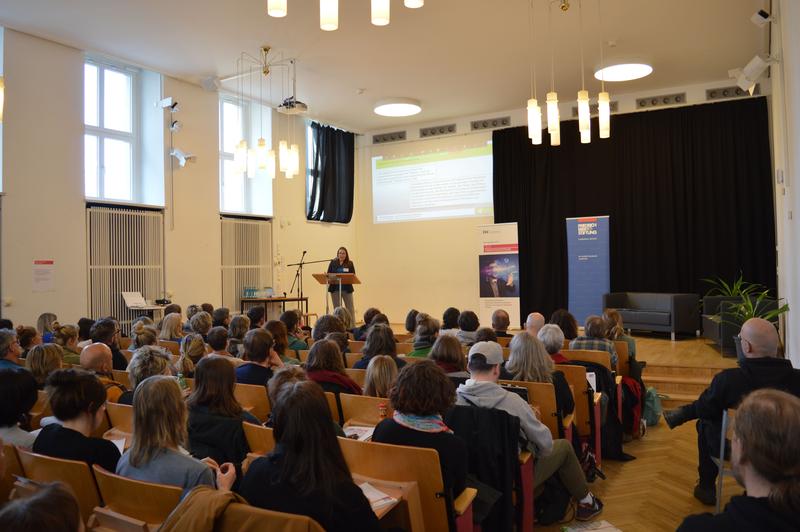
287, 252, 330, 313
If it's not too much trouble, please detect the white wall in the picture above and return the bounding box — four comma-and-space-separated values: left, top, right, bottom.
1, 29, 87, 325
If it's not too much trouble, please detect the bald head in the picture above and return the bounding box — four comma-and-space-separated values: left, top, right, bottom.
740, 318, 780, 359
80, 342, 113, 373
526, 312, 545, 335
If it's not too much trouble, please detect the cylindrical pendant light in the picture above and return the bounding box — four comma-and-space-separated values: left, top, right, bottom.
320, 0, 339, 31
577, 90, 590, 133
546, 91, 559, 134
550, 128, 561, 147
598, 91, 610, 138
527, 99, 542, 145
256, 138, 268, 169
267, 149, 277, 179
289, 144, 300, 177
278, 140, 289, 173
234, 140, 248, 174
371, 0, 390, 26
268, 0, 288, 17
404, 0, 424, 7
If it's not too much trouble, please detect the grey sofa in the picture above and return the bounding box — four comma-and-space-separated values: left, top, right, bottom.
603, 292, 699, 341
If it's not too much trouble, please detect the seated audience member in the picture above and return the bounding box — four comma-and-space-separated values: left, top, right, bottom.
305, 339, 362, 395
34, 369, 121, 472
569, 315, 618, 367
280, 310, 308, 350
80, 343, 126, 403
207, 326, 244, 367
246, 306, 266, 330
176, 333, 207, 377
17, 325, 41, 359
187, 357, 258, 469
353, 307, 381, 341
373, 361, 468, 499
201, 303, 214, 314
538, 324, 571, 364
408, 313, 440, 358
265, 320, 301, 365
131, 316, 154, 330
603, 308, 636, 360
116, 375, 235, 495
159, 312, 185, 343
37, 312, 58, 343
492, 309, 513, 337
506, 333, 574, 416
456, 310, 480, 346
184, 304, 201, 332
0, 328, 25, 370
0, 318, 13, 330
26, 344, 64, 389
525, 312, 546, 337
369, 312, 390, 328
227, 315, 250, 358
353, 323, 406, 370
429, 335, 470, 378
212, 307, 231, 328
404, 309, 419, 335
239, 381, 381, 532
235, 329, 283, 386
363, 355, 398, 398
678, 388, 800, 531
456, 343, 603, 521
0, 368, 39, 448
333, 306, 354, 331
312, 314, 347, 342
163, 303, 182, 318
325, 331, 350, 357
129, 322, 159, 350
550, 309, 579, 340
118, 345, 172, 405
53, 324, 81, 364
0, 482, 82, 532
90, 318, 128, 370
440, 307, 461, 337
664, 318, 800, 505
189, 311, 213, 341
77, 317, 95, 348
475, 327, 498, 343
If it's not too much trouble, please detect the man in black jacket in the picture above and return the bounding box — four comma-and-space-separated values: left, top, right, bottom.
90, 318, 128, 371
664, 318, 800, 505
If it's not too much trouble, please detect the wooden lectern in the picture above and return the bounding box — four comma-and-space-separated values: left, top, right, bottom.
312, 272, 361, 314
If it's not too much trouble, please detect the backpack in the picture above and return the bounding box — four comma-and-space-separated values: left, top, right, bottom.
642, 386, 663, 427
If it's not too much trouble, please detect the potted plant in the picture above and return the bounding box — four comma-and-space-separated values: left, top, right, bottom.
725, 288, 789, 363
701, 274, 763, 352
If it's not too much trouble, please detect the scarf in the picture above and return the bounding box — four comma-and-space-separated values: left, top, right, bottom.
307, 369, 362, 395
393, 411, 453, 433
435, 360, 464, 374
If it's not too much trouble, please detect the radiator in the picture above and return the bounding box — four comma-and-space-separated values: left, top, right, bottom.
221, 217, 273, 314
86, 206, 165, 330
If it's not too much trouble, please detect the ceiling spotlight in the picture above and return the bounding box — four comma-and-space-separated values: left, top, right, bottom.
751, 9, 774, 28
170, 120, 182, 133
373, 98, 422, 117
729, 54, 775, 95
404, 0, 424, 7
594, 63, 653, 82
170, 148, 196, 168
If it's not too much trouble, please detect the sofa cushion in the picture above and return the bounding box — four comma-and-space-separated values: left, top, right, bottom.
625, 293, 672, 312
618, 309, 671, 326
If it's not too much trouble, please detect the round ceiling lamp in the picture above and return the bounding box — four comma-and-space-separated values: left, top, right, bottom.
373, 98, 422, 117
594, 63, 653, 82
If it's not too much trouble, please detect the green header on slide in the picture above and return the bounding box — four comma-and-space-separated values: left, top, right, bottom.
374, 145, 492, 170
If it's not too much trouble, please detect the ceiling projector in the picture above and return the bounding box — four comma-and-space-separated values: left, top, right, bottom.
277, 96, 308, 115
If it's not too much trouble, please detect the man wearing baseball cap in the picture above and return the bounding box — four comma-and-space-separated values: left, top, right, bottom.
456, 340, 603, 521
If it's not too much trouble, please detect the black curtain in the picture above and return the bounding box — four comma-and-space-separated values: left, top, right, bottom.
307, 122, 355, 223
493, 97, 776, 323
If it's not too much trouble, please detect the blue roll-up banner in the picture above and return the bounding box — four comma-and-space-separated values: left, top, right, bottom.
566, 216, 610, 324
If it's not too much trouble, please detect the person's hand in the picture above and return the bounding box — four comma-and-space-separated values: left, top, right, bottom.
201, 457, 220, 470
216, 462, 236, 491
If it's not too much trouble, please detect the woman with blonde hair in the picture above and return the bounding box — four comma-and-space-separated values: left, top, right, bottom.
227, 315, 250, 358
36, 313, 58, 343
176, 333, 207, 377
130, 322, 159, 350
116, 375, 236, 495
189, 311, 213, 341
506, 333, 574, 415
159, 313, 184, 343
332, 306, 353, 331
52, 324, 81, 364
26, 344, 64, 388
363, 355, 398, 398
117, 346, 173, 405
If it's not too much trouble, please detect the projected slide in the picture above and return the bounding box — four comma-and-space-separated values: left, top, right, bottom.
372, 144, 493, 223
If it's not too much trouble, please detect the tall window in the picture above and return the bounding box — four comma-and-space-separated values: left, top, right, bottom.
84, 61, 137, 201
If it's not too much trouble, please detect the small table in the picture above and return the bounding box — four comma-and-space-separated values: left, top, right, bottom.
240, 296, 309, 316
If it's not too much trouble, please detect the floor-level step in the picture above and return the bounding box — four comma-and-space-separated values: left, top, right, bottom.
657, 392, 697, 409
643, 375, 711, 396
642, 364, 726, 379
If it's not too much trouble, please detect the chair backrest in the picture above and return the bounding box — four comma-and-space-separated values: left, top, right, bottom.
339, 437, 449, 532
119, 337, 132, 350
497, 336, 512, 347
106, 401, 134, 433
16, 447, 101, 523
343, 368, 366, 388
0, 444, 24, 502
349, 340, 366, 353
28, 389, 51, 430
233, 383, 271, 422
394, 333, 413, 343
217, 502, 326, 531
395, 343, 413, 355
556, 364, 592, 437
613, 340, 630, 377
562, 349, 612, 371
502, 347, 511, 361
339, 393, 393, 426
499, 380, 560, 439
92, 464, 182, 526
562, 338, 571, 349
324, 391, 341, 424
159, 341, 180, 357
344, 352, 362, 368
112, 369, 132, 388
243, 423, 276, 455
397, 355, 425, 365
298, 349, 310, 363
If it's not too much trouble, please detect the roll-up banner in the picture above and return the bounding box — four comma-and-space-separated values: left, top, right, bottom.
566, 216, 610, 324
478, 223, 521, 329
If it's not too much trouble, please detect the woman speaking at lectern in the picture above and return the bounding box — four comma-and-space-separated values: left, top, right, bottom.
328, 247, 355, 319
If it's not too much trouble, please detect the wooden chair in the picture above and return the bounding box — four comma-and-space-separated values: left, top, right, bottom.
159, 340, 180, 357
395, 343, 413, 355
106, 402, 133, 433
563, 349, 623, 423
298, 349, 310, 363
394, 333, 413, 343
502, 347, 511, 360
496, 336, 512, 347
563, 338, 572, 350
325, 391, 341, 425
397, 355, 425, 365
112, 369, 131, 389
29, 389, 51, 430
499, 380, 561, 439
16, 448, 102, 524
349, 340, 366, 353
91, 464, 182, 529
233, 383, 271, 422
714, 408, 737, 514
217, 502, 325, 531
343, 368, 366, 388
344, 352, 362, 369
556, 364, 603, 467
243, 423, 276, 455
614, 340, 630, 378
119, 337, 132, 350
0, 444, 24, 502
339, 393, 393, 426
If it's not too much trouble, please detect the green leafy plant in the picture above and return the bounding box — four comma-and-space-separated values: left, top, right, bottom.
723, 288, 789, 328
702, 273, 763, 298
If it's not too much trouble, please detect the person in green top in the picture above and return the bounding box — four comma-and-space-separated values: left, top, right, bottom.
407, 314, 440, 358
266, 319, 302, 365
280, 310, 309, 352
